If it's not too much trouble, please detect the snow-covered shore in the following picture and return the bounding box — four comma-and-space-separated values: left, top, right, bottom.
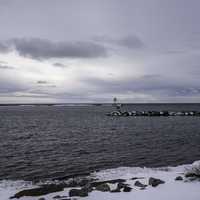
1, 161, 200, 200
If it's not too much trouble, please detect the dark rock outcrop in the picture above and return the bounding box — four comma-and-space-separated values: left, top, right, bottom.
53, 195, 69, 199
95, 183, 110, 192
82, 183, 93, 193
134, 180, 147, 188
110, 182, 128, 193
185, 173, 200, 178
131, 177, 144, 180
69, 188, 88, 197
149, 177, 165, 187
110, 188, 121, 193
116, 182, 128, 190
175, 176, 183, 181
123, 186, 132, 192
91, 179, 126, 187
66, 178, 94, 188
10, 185, 64, 199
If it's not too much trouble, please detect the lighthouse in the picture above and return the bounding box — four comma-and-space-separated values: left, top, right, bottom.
113, 97, 122, 113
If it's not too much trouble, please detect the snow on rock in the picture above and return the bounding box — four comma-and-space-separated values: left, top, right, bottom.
0, 161, 200, 200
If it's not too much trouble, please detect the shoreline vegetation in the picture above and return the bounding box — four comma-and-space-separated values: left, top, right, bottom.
4, 161, 200, 200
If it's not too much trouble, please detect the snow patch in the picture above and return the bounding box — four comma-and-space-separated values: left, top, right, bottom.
0, 161, 200, 200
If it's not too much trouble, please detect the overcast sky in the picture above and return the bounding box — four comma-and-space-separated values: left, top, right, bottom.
0, 0, 200, 103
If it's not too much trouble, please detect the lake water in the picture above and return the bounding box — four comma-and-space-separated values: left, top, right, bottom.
0, 104, 200, 182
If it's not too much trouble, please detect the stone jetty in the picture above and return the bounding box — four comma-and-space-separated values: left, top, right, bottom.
106, 110, 200, 117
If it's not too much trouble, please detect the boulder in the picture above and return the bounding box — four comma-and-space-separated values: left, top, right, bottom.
61, 199, 71, 200
10, 185, 64, 199
110, 188, 121, 193
134, 181, 147, 188
123, 186, 132, 192
149, 177, 165, 187
66, 177, 93, 187
117, 182, 128, 190
149, 111, 160, 116
69, 188, 88, 197
162, 111, 169, 116
131, 177, 144, 180
95, 183, 110, 192
122, 111, 130, 116
175, 176, 183, 181
91, 179, 126, 187
82, 183, 93, 193
53, 195, 69, 199
185, 173, 200, 178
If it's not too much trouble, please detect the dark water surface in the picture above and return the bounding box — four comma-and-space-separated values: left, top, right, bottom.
0, 104, 200, 181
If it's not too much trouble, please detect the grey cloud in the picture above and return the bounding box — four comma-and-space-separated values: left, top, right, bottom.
37, 80, 48, 84
116, 35, 144, 49
0, 80, 27, 94
0, 63, 15, 70
53, 62, 67, 68
5, 38, 108, 60
36, 80, 56, 88
0, 61, 7, 64
0, 42, 10, 53
94, 35, 144, 49
83, 74, 200, 98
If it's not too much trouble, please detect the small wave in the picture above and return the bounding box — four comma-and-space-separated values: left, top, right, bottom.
91, 162, 194, 181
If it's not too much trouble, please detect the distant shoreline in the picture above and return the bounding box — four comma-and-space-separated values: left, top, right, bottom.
0, 103, 200, 107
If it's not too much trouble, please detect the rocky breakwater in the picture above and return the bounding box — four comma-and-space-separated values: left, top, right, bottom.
106, 110, 200, 117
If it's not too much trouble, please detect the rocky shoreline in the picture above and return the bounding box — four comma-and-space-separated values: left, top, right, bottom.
9, 164, 200, 200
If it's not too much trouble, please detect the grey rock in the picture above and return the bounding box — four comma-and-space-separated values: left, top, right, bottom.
175, 176, 183, 181
117, 182, 128, 190
66, 177, 94, 188
123, 186, 132, 192
91, 179, 126, 187
185, 173, 200, 178
131, 177, 144, 180
62, 199, 71, 200
149, 177, 165, 187
110, 188, 121, 193
10, 184, 64, 199
82, 183, 93, 193
134, 180, 147, 188
53, 195, 69, 199
95, 183, 110, 192
69, 188, 88, 197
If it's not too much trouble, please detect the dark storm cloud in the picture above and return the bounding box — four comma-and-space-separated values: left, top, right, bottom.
5, 38, 108, 60
94, 35, 144, 49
